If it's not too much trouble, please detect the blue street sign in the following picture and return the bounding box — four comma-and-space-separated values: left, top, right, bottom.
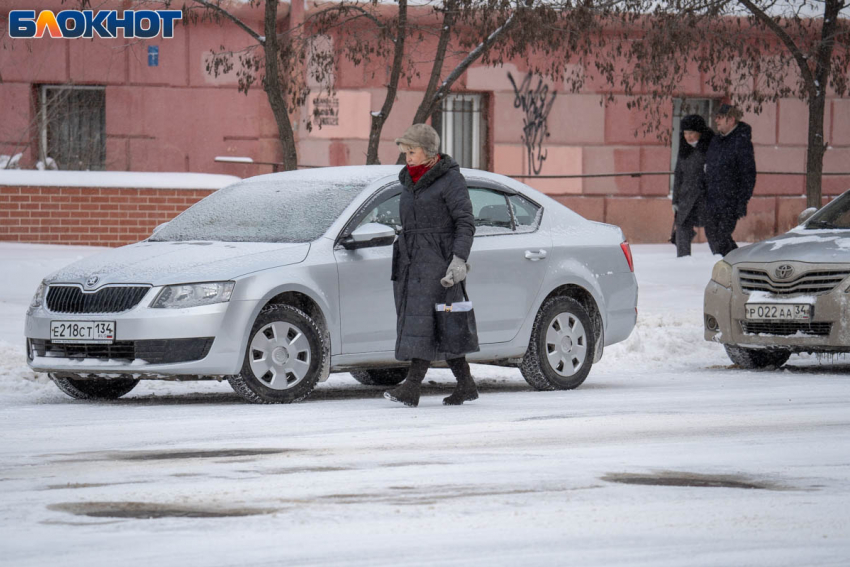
148, 45, 159, 67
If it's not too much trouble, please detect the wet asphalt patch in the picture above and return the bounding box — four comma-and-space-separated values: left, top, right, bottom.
602, 471, 782, 490
48, 502, 277, 519
111, 448, 293, 461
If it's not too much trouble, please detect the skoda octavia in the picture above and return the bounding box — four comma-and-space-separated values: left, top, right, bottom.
26, 166, 638, 403
705, 188, 850, 368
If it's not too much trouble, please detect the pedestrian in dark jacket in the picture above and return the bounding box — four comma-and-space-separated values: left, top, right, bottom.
704, 104, 757, 256
383, 123, 480, 408
672, 114, 714, 257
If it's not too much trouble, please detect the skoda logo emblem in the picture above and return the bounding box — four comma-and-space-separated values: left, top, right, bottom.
774, 265, 794, 280
85, 275, 100, 288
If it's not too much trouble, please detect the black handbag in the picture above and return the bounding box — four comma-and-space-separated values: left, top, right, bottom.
435, 280, 480, 355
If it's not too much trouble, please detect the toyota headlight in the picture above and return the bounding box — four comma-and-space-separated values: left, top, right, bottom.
711, 260, 733, 289
27, 281, 47, 314
151, 281, 235, 309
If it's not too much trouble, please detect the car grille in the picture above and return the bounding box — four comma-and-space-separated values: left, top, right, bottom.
46, 285, 151, 314
28, 338, 214, 364
738, 269, 850, 295
740, 321, 832, 337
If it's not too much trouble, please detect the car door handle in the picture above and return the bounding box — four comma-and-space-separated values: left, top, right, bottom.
524, 250, 547, 261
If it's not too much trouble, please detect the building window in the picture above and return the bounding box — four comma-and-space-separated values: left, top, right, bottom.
39, 85, 106, 170
435, 94, 486, 169
670, 98, 719, 192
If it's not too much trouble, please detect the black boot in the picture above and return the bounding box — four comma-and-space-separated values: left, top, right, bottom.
384, 359, 429, 407
444, 358, 478, 405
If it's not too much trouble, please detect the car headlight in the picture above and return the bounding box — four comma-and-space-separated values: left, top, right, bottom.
151, 281, 235, 309
711, 260, 733, 289
27, 281, 47, 314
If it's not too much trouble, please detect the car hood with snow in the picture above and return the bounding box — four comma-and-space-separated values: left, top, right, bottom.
725, 229, 850, 265
44, 241, 310, 287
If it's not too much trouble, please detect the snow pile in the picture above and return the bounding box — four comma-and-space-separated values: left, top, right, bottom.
0, 341, 53, 396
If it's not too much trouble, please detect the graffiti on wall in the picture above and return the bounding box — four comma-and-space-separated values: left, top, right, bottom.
507, 72, 557, 175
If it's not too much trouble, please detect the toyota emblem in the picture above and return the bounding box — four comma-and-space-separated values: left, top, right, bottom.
85, 275, 100, 288
774, 265, 794, 280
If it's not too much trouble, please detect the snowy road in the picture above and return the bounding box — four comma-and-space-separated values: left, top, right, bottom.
1, 243, 849, 566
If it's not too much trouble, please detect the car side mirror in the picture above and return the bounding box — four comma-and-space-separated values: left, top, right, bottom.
152, 221, 169, 235
342, 223, 396, 250
798, 207, 818, 225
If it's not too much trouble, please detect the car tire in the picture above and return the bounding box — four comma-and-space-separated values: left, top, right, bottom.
350, 368, 408, 386
51, 373, 140, 400
520, 296, 596, 391
724, 345, 791, 369
228, 304, 329, 404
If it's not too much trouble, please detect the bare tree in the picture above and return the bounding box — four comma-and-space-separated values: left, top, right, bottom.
188, 0, 313, 171
310, 0, 411, 164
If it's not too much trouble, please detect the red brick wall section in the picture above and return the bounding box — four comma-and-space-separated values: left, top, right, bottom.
0, 187, 214, 247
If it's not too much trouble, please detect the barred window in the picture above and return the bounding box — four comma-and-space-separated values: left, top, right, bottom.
40, 85, 106, 171
434, 94, 486, 170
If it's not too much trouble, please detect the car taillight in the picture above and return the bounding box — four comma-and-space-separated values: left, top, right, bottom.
620, 241, 634, 272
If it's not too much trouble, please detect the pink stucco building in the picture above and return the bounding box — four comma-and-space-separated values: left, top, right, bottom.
2, 0, 849, 244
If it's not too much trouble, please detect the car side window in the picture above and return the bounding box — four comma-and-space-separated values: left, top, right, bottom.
469, 188, 513, 235
509, 194, 542, 230
356, 193, 402, 232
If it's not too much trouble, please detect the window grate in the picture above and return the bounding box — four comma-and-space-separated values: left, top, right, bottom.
438, 94, 484, 169
40, 85, 106, 171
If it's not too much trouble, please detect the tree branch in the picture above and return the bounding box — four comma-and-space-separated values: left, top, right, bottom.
191, 0, 265, 45
736, 0, 816, 92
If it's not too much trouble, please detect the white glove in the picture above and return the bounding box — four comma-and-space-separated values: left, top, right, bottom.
440, 255, 468, 288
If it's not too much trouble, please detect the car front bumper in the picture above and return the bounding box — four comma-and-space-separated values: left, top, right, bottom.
25, 297, 257, 377
704, 270, 850, 352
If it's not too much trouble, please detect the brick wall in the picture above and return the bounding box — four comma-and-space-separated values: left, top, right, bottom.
0, 187, 214, 247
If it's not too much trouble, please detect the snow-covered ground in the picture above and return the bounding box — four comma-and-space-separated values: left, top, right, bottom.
1, 243, 849, 566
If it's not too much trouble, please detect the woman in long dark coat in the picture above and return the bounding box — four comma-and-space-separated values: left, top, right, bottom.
384, 123, 480, 408
672, 114, 714, 257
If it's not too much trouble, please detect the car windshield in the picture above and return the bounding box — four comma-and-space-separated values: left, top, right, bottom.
805, 192, 850, 230
150, 175, 371, 243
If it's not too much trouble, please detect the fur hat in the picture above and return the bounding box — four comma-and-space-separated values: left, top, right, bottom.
395, 124, 440, 156
680, 114, 708, 133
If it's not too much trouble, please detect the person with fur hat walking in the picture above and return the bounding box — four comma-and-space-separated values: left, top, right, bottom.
704, 104, 757, 256
383, 123, 480, 408
672, 114, 714, 257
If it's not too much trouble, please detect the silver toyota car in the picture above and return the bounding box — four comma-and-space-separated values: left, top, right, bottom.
25, 166, 638, 403
705, 188, 850, 368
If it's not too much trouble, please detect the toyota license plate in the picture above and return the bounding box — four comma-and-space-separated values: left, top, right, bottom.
744, 304, 811, 321
50, 321, 116, 344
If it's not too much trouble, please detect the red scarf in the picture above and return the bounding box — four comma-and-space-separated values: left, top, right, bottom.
407, 157, 439, 184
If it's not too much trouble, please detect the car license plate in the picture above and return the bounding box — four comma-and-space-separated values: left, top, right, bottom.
50, 321, 116, 344
744, 304, 811, 321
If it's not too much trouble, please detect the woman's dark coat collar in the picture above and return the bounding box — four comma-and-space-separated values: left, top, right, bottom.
399, 154, 459, 190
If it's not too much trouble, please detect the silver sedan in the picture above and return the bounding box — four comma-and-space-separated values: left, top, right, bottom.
705, 188, 850, 368
25, 166, 638, 403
